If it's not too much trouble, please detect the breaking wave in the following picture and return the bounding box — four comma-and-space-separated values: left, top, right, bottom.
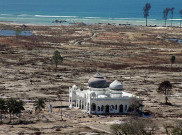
35, 15, 78, 18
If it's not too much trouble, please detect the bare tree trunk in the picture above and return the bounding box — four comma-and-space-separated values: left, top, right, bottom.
55, 63, 58, 72
165, 90, 168, 104
0, 111, 2, 124
9, 113, 11, 123
165, 96, 168, 104
146, 17, 148, 26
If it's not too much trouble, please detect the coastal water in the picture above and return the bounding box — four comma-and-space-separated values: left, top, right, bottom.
0, 30, 33, 36
0, 0, 182, 26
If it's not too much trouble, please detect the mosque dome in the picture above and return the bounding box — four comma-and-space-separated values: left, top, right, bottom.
88, 73, 107, 88
109, 80, 123, 90
72, 85, 78, 90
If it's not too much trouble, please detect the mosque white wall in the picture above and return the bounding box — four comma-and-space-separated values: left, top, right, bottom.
89, 99, 130, 114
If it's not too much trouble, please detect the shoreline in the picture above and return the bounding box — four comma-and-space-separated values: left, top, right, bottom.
0, 20, 182, 30
0, 15, 182, 27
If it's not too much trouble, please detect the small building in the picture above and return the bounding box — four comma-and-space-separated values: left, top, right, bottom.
69, 73, 137, 114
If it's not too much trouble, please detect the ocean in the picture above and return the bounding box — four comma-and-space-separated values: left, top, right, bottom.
0, 0, 182, 26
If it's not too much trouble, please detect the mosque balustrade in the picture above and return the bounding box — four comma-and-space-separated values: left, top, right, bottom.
90, 95, 131, 100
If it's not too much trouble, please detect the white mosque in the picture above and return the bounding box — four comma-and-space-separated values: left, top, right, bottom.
69, 73, 137, 114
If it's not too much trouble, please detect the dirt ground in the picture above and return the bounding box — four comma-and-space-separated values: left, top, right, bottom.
0, 23, 182, 134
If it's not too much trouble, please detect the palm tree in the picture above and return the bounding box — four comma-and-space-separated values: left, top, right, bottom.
158, 81, 172, 104
163, 8, 170, 26
143, 3, 151, 26
170, 8, 175, 27
0, 99, 6, 123
179, 9, 182, 27
52, 50, 63, 71
34, 98, 45, 113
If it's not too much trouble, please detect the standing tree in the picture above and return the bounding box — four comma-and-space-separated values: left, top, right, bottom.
52, 50, 63, 71
179, 9, 182, 27
0, 99, 6, 123
170, 8, 175, 27
6, 98, 16, 123
34, 98, 45, 113
143, 3, 151, 26
6, 98, 25, 123
158, 81, 172, 104
170, 56, 176, 68
15, 100, 25, 121
163, 8, 170, 26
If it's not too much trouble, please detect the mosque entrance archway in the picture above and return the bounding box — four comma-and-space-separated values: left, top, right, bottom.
105, 105, 110, 113
91, 103, 96, 112
119, 104, 123, 113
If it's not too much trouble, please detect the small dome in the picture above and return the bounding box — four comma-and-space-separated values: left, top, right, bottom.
72, 85, 77, 89
109, 80, 123, 90
88, 73, 107, 88
93, 73, 103, 78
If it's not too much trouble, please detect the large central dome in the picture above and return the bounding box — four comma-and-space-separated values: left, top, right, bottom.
88, 73, 107, 88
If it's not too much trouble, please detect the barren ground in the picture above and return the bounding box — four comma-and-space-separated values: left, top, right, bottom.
0, 23, 182, 134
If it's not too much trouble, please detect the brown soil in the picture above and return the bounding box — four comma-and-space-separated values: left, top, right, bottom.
0, 23, 182, 134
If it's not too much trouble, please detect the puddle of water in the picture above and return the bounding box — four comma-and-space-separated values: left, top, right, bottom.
169, 38, 182, 44
142, 114, 152, 118
0, 30, 33, 36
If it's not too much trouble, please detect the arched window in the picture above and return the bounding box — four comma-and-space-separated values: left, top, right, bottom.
119, 104, 123, 113
128, 106, 134, 112
98, 106, 100, 111
115, 105, 117, 110
101, 105, 104, 111
125, 105, 127, 111
91, 103, 96, 111
110, 105, 114, 111
105, 105, 110, 113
